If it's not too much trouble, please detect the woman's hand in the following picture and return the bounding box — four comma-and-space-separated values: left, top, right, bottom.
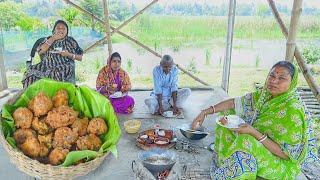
106, 84, 117, 93
59, 50, 70, 57
52, 32, 64, 41
231, 123, 256, 135
191, 111, 206, 129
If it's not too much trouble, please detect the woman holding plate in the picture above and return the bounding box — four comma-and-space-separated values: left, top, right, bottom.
192, 61, 308, 179
96, 52, 135, 114
22, 20, 83, 88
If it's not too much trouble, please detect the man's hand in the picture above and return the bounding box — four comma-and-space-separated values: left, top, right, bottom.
173, 105, 180, 115
157, 106, 164, 115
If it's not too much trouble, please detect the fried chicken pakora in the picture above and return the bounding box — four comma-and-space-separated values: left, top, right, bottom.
32, 116, 50, 135
71, 117, 89, 136
87, 118, 108, 135
53, 127, 78, 149
76, 134, 102, 151
28, 92, 53, 116
13, 107, 33, 129
19, 137, 41, 158
45, 105, 78, 129
38, 133, 53, 149
13, 128, 36, 144
52, 89, 69, 108
49, 147, 69, 165
39, 143, 50, 157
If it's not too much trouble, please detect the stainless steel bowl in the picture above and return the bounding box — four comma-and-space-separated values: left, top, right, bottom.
138, 148, 176, 177
179, 125, 209, 140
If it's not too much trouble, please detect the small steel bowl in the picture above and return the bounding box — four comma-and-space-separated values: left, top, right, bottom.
179, 126, 209, 140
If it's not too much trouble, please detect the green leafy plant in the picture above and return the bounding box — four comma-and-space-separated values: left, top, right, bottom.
187, 57, 199, 74
302, 44, 320, 64
59, 7, 80, 26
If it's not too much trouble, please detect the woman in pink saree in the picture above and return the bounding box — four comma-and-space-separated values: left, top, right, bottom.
96, 52, 135, 114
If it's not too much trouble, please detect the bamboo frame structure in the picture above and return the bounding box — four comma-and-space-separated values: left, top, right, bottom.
102, 0, 112, 56
221, 0, 236, 92
110, 0, 158, 35
267, 0, 320, 102
285, 0, 302, 62
85, 0, 158, 52
0, 0, 319, 102
0, 26, 7, 91
63, 0, 210, 86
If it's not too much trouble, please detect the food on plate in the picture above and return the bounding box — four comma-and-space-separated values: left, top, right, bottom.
219, 117, 228, 125
136, 129, 175, 148
140, 134, 148, 139
154, 138, 169, 145
87, 118, 107, 135
13, 107, 33, 129
157, 130, 165, 137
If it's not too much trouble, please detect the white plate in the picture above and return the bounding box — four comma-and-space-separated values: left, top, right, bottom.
162, 111, 178, 118
109, 91, 123, 99
49, 51, 61, 54
216, 115, 245, 128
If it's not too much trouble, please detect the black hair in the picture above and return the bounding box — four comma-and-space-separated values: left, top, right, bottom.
271, 61, 295, 79
110, 52, 121, 61
52, 20, 69, 35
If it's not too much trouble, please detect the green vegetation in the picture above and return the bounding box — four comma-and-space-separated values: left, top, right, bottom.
302, 44, 320, 64
118, 15, 320, 49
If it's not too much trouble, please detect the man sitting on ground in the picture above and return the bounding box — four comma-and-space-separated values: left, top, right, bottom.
145, 55, 191, 115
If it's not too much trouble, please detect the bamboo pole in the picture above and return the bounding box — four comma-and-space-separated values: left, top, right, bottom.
63, 0, 210, 86
176, 64, 210, 86
111, 0, 158, 35
267, 0, 320, 102
83, 0, 158, 53
285, 0, 302, 62
84, 37, 107, 53
221, 0, 236, 92
0, 25, 7, 91
62, 0, 158, 55
102, 0, 112, 56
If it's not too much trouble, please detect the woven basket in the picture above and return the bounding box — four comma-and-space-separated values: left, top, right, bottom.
0, 91, 109, 179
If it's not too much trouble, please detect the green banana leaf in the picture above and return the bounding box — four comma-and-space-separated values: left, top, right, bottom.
0, 79, 121, 167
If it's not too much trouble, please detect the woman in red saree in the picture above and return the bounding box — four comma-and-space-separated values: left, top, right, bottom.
96, 52, 134, 114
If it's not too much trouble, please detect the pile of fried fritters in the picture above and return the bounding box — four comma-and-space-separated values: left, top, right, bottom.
12, 89, 108, 165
